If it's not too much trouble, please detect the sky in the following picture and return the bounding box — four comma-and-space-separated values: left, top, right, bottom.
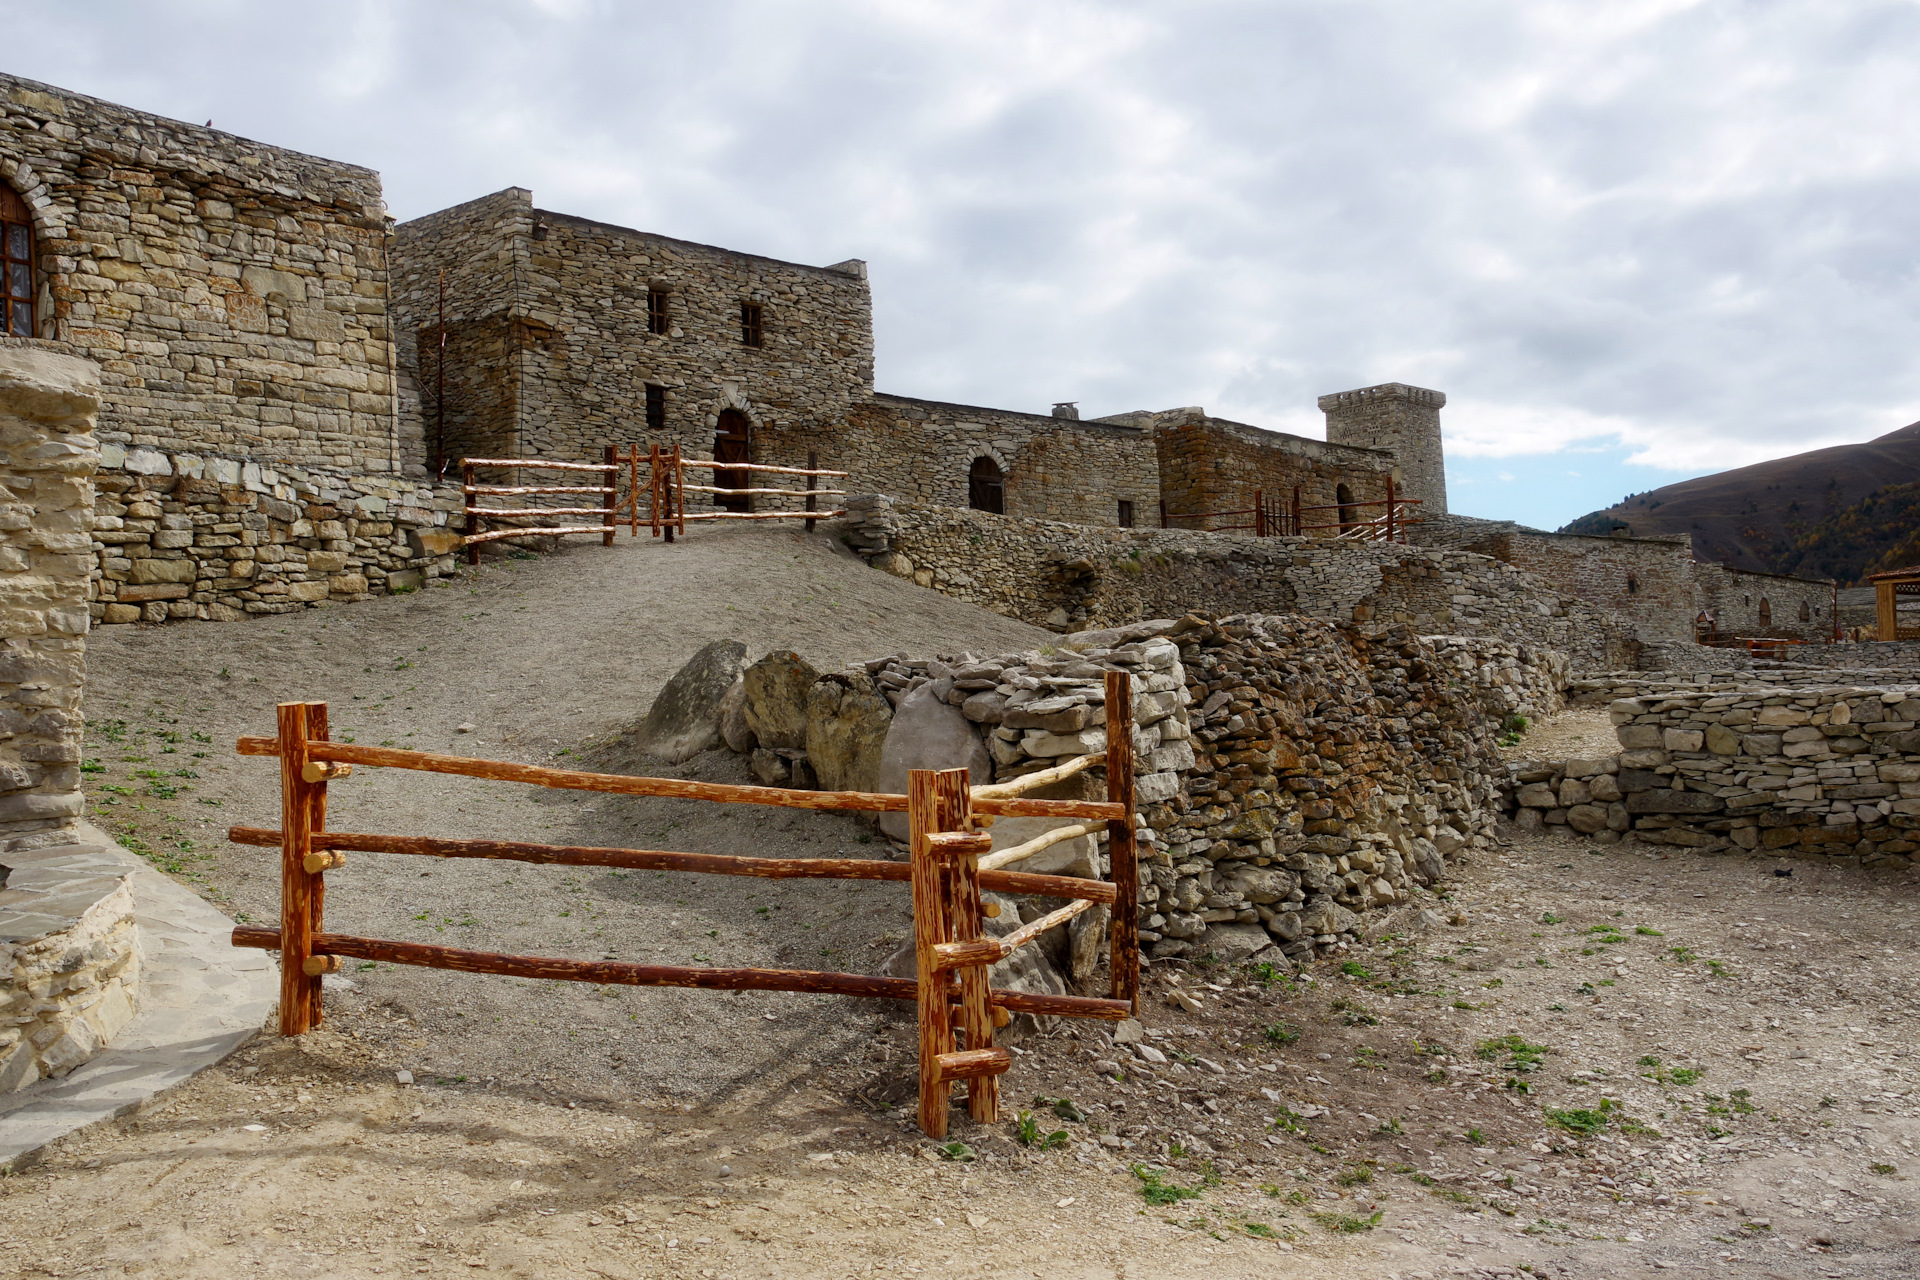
13, 0, 1920, 529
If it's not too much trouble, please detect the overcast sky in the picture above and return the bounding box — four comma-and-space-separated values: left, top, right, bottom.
16, 1, 1920, 527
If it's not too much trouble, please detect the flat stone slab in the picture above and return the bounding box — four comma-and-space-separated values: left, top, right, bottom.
0, 822, 274, 1168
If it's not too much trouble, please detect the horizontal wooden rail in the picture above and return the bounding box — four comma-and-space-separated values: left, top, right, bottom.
461, 458, 616, 472
932, 898, 1094, 970
225, 826, 1117, 903
464, 485, 614, 496
232, 739, 1128, 821
465, 506, 611, 518
971, 753, 1102, 800
679, 484, 849, 498
977, 822, 1098, 873
674, 510, 848, 522
229, 927, 1130, 1020
933, 1048, 1012, 1081
676, 460, 848, 477
998, 897, 1095, 954
464, 525, 614, 546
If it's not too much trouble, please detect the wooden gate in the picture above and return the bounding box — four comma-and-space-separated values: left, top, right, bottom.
227, 672, 1141, 1137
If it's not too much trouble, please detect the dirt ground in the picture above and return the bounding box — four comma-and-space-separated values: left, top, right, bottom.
1500, 707, 1618, 764
6, 529, 1918, 1277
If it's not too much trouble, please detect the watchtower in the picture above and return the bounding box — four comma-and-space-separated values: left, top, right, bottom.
1318, 382, 1448, 516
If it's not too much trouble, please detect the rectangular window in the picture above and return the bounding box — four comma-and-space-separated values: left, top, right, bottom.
740, 301, 763, 348
645, 383, 665, 434
1117, 499, 1135, 528
647, 289, 669, 335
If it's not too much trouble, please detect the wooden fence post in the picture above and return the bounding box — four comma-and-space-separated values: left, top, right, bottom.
463, 462, 479, 565
937, 769, 998, 1124
1255, 489, 1266, 537
1291, 486, 1301, 539
629, 443, 640, 536
1104, 671, 1139, 1013
602, 445, 618, 547
804, 449, 819, 533
277, 702, 324, 1035
1384, 474, 1397, 544
673, 444, 686, 537
910, 768, 956, 1137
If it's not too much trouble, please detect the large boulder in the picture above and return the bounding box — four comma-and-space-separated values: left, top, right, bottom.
742, 650, 820, 750
632, 640, 748, 763
805, 673, 893, 793
875, 684, 992, 839
719, 676, 756, 753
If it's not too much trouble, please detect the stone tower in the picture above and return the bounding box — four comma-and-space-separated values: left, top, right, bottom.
1318, 382, 1448, 516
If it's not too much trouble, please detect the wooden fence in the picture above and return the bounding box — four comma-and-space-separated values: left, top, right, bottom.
1160, 477, 1422, 543
645, 445, 848, 542
227, 672, 1142, 1138
461, 448, 640, 563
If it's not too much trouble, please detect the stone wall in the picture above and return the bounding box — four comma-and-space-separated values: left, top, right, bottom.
1694, 563, 1838, 642
1769, 641, 1920, 669
87, 442, 463, 625
836, 496, 1638, 670
1564, 667, 1910, 705
1510, 681, 1920, 868
0, 74, 397, 474
394, 187, 874, 481
0, 344, 98, 848
1459, 529, 1699, 645
1320, 383, 1448, 515
1094, 408, 1393, 532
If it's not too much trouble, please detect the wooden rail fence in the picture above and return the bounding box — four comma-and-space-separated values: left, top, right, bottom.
461, 448, 641, 563
1159, 477, 1422, 543
645, 445, 848, 542
227, 672, 1142, 1138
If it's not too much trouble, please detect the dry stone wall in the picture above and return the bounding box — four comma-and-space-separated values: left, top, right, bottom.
1695, 563, 1836, 643
836, 496, 1636, 670
0, 345, 98, 849
1510, 682, 1920, 868
0, 74, 398, 473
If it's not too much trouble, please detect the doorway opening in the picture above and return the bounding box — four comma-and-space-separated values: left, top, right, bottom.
714, 410, 752, 512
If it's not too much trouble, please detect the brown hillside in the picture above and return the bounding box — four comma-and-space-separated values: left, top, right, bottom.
1558, 420, 1920, 573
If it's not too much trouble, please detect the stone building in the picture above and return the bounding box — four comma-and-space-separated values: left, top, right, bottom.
1694, 562, 1836, 643
0, 73, 464, 625
1320, 382, 1448, 515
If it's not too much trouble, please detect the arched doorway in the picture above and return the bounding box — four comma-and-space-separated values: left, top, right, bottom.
713, 410, 751, 513
1758, 597, 1772, 628
968, 457, 1004, 514
1335, 483, 1356, 532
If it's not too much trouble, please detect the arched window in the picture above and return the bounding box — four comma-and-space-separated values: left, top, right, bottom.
1626, 572, 1639, 594
1758, 597, 1772, 627
968, 456, 1004, 514
1335, 483, 1356, 532
712, 409, 751, 513
1799, 599, 1811, 623
1, 187, 33, 337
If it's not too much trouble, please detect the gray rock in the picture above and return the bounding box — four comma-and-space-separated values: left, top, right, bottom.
1299, 895, 1358, 936
1566, 803, 1610, 834
719, 675, 756, 753
750, 749, 790, 786
804, 673, 892, 792
875, 683, 992, 839
1199, 922, 1274, 965
1625, 788, 1725, 815
742, 650, 820, 750
1226, 865, 1298, 903
633, 640, 748, 763
1069, 902, 1110, 983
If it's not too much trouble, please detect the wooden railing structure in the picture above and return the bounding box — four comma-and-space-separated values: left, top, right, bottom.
226, 671, 1141, 1138
1159, 478, 1421, 543
461, 447, 640, 564
645, 446, 848, 542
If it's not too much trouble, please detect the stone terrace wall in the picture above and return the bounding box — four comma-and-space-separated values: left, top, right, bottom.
1460, 530, 1698, 645
0, 346, 98, 849
769, 395, 1159, 526
1756, 641, 1920, 670
0, 74, 397, 473
1565, 667, 1907, 705
837, 496, 1637, 670
394, 187, 874, 475
1510, 682, 1920, 869
87, 443, 464, 625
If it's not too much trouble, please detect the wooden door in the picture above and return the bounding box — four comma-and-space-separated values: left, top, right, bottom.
714, 410, 751, 513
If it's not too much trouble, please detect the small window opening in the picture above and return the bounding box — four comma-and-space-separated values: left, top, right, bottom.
1799, 599, 1811, 623
968, 457, 1004, 514
1, 187, 33, 338
1117, 499, 1135, 528
1626, 572, 1638, 594
647, 289, 669, 335
740, 301, 763, 348
644, 383, 665, 434
1335, 483, 1356, 531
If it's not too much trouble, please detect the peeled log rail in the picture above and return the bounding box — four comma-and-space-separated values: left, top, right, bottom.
675, 460, 848, 477
971, 753, 1103, 800
933, 1048, 1012, 1081
224, 825, 1117, 903
464, 485, 614, 496
463, 525, 616, 546
674, 510, 848, 522
932, 898, 1094, 969
976, 822, 1098, 873
227, 927, 1131, 1020
678, 484, 849, 497
464, 506, 613, 518
460, 458, 616, 472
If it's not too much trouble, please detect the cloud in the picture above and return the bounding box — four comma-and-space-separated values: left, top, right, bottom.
12, 0, 1920, 524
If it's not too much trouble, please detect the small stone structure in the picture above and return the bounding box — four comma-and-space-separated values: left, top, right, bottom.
0, 343, 98, 849
1511, 677, 1920, 866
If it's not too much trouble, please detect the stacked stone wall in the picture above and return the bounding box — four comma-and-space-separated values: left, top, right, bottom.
836, 496, 1636, 670
1695, 562, 1835, 642
1510, 682, 1920, 868
1462, 530, 1698, 644
1137, 410, 1395, 532
0, 345, 98, 848
0, 74, 397, 473
0, 850, 139, 1092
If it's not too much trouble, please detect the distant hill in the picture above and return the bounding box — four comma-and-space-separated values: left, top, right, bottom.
1557, 420, 1920, 581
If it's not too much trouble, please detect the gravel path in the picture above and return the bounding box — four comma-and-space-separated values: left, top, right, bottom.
80, 524, 1051, 1101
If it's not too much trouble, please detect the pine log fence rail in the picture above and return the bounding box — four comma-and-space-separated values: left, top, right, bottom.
462, 447, 646, 562
1158, 479, 1422, 543
645, 445, 849, 540
226, 671, 1141, 1138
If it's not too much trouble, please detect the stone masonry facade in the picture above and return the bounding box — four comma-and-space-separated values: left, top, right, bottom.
0, 344, 98, 849
1320, 383, 1449, 516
